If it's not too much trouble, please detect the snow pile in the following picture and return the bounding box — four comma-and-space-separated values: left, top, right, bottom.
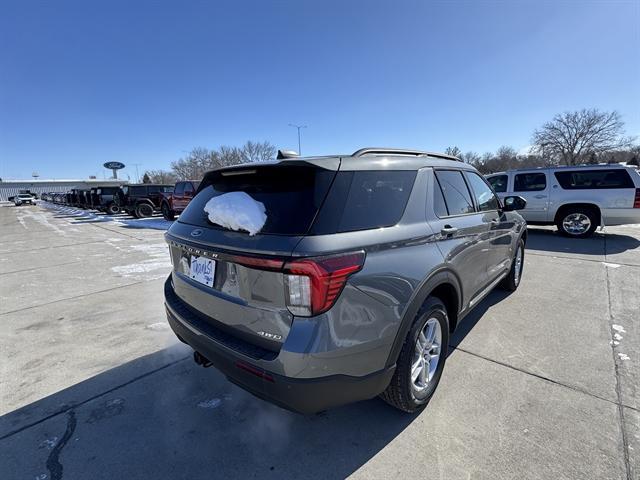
203, 192, 267, 236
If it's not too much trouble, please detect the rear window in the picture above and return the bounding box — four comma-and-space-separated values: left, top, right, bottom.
311, 171, 416, 233
179, 166, 336, 235
554, 169, 634, 189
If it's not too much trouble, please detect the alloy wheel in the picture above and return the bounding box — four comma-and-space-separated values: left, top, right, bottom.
411, 318, 442, 394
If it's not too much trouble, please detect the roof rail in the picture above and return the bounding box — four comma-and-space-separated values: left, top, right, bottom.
351, 148, 462, 162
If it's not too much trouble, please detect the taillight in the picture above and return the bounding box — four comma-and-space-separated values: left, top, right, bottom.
634, 188, 640, 208
283, 251, 365, 317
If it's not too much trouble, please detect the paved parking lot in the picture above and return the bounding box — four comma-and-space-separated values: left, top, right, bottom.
1, 202, 638, 480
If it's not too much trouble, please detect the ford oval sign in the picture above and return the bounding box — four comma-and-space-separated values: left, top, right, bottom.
103, 161, 125, 170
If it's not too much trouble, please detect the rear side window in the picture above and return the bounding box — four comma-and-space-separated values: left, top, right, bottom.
554, 169, 634, 189
184, 182, 195, 195
311, 171, 416, 233
487, 174, 508, 193
465, 172, 499, 211
180, 166, 336, 235
434, 170, 474, 215
130, 186, 146, 195
433, 178, 448, 217
514, 172, 546, 191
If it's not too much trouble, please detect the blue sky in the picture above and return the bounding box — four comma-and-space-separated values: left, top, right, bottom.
1, 0, 638, 180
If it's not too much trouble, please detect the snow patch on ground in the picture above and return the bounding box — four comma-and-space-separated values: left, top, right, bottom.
204, 192, 267, 236
612, 324, 626, 333
197, 398, 222, 409
617, 353, 630, 361
603, 262, 621, 269
146, 322, 169, 331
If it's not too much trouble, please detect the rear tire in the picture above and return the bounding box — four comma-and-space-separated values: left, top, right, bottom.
135, 203, 154, 218
380, 297, 449, 413
162, 203, 175, 221
500, 238, 525, 291
106, 203, 120, 215
556, 207, 598, 238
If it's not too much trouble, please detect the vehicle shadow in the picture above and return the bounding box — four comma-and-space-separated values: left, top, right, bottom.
1, 346, 417, 479
525, 227, 640, 256
449, 289, 510, 352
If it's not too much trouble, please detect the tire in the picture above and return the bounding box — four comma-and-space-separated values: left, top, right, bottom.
135, 203, 154, 218
500, 237, 525, 291
380, 297, 449, 413
556, 207, 598, 238
106, 203, 120, 215
161, 203, 175, 221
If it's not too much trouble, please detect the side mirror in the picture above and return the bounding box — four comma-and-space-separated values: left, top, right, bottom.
502, 195, 527, 211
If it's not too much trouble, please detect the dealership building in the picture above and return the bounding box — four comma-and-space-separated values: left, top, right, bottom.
0, 179, 126, 201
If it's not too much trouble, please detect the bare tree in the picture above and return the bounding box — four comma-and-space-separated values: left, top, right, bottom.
241, 141, 276, 163
532, 109, 634, 166
144, 169, 177, 184
444, 146, 462, 158
460, 151, 481, 166
171, 147, 216, 180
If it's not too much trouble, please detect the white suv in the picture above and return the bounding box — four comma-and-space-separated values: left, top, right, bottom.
486, 165, 640, 237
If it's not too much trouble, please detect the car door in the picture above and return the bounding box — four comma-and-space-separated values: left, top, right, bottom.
181, 182, 195, 211
173, 182, 185, 210
512, 171, 550, 222
464, 171, 512, 281
430, 169, 490, 306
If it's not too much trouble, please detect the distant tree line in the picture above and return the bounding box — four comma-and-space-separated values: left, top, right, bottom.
447, 108, 638, 174
143, 109, 638, 183
143, 140, 276, 183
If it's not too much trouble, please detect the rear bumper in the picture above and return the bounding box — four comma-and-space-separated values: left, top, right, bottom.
164, 276, 395, 414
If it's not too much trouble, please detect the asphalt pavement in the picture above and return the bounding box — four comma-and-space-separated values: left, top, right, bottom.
1, 202, 638, 480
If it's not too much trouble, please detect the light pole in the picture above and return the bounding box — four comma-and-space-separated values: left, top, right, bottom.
131, 163, 142, 183
288, 124, 307, 155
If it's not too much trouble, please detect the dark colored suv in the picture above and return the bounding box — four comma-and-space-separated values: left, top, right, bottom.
163, 148, 528, 413
120, 184, 174, 218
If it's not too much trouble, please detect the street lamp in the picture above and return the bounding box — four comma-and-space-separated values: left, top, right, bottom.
288, 124, 307, 155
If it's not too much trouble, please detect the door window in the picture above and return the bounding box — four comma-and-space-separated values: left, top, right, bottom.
514, 172, 546, 192
465, 172, 499, 211
434, 170, 475, 216
487, 174, 508, 193
433, 178, 448, 217
184, 182, 194, 196
174, 183, 185, 195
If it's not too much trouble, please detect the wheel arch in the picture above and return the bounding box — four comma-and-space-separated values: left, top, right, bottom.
554, 202, 601, 225
385, 269, 462, 368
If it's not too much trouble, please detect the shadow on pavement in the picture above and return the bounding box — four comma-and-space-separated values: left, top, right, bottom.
1, 345, 417, 479
525, 227, 640, 256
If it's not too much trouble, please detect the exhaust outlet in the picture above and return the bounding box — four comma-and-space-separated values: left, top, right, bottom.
193, 351, 213, 368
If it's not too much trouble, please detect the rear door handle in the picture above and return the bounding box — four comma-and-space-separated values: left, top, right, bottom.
534, 194, 547, 199
441, 225, 458, 236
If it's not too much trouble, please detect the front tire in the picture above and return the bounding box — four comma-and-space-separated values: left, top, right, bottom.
380, 297, 449, 413
556, 207, 598, 238
161, 203, 175, 221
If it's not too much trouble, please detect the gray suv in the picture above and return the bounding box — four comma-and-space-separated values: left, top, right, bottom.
163, 148, 528, 413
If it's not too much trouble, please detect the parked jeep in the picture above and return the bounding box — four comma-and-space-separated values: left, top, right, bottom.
93, 186, 124, 214
164, 148, 528, 414
77, 189, 91, 209
120, 184, 174, 218
160, 180, 200, 220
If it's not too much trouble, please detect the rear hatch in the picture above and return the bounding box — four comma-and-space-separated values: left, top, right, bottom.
166, 160, 340, 352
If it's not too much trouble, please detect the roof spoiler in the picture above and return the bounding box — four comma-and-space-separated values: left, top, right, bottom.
351, 147, 462, 162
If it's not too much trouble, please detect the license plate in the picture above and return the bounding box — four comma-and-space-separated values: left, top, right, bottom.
189, 255, 215, 287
